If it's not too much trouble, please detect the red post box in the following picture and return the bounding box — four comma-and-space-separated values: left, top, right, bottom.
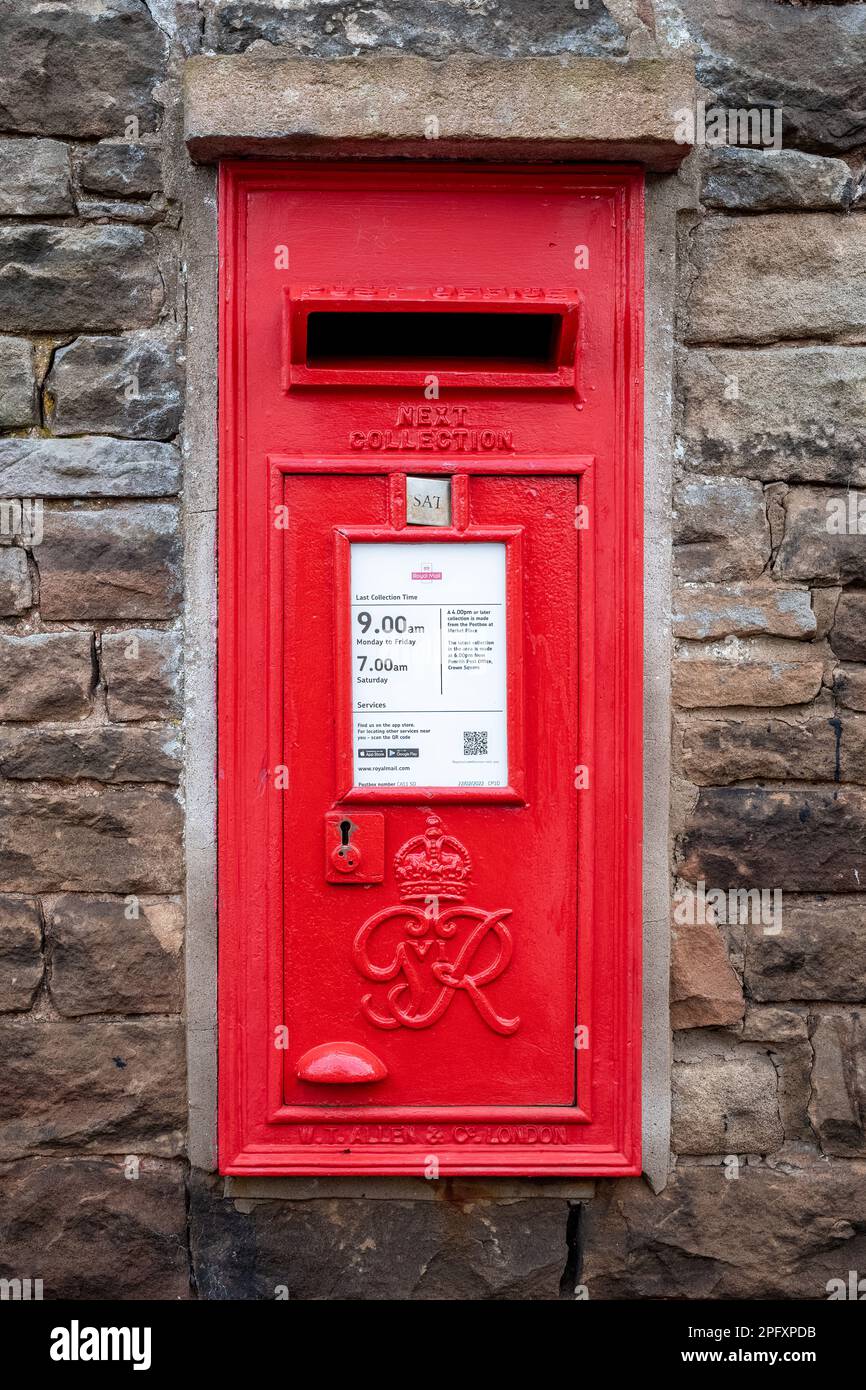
218, 164, 643, 1175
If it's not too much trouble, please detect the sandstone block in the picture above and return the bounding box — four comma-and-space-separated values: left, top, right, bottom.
0, 0, 167, 139
0, 785, 183, 893
683, 0, 866, 151
46, 334, 183, 441
0, 1017, 185, 1159
184, 53, 693, 169
671, 921, 744, 1030
0, 634, 93, 722
0, 1157, 189, 1300
0, 727, 180, 784
745, 897, 866, 1003
775, 488, 866, 584
672, 1052, 783, 1154
190, 1173, 570, 1300
678, 786, 866, 893
0, 549, 32, 617
830, 590, 866, 661
679, 706, 866, 785
102, 629, 182, 721
48, 894, 183, 1016
0, 225, 163, 333
673, 476, 770, 582
0, 137, 72, 215
582, 1163, 866, 1299
700, 147, 852, 211
673, 637, 824, 708
681, 215, 866, 344
79, 143, 162, 196
0, 437, 179, 498
0, 896, 42, 1012
835, 664, 866, 712
673, 583, 815, 640
679, 347, 866, 485
38, 504, 181, 620
0, 337, 37, 429
809, 1010, 866, 1157
208, 0, 627, 60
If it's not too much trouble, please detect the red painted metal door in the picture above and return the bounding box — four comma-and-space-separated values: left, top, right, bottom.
219, 164, 643, 1175
282, 473, 577, 1107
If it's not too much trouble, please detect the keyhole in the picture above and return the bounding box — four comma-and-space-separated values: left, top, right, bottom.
330, 817, 361, 873
337, 819, 356, 858
327, 812, 370, 878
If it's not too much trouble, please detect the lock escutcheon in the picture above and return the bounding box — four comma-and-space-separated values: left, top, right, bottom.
324, 811, 384, 884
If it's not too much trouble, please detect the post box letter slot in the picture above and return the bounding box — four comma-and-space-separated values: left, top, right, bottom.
306, 310, 562, 370
283, 287, 580, 390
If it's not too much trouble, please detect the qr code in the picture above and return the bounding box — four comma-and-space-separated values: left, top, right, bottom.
463, 730, 488, 757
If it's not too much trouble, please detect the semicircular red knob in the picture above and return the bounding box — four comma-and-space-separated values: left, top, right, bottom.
296, 1041, 388, 1084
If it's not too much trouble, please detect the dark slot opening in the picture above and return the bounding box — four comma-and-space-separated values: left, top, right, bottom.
305, 310, 562, 372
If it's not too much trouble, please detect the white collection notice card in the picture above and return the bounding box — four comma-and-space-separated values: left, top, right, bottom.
350, 541, 508, 788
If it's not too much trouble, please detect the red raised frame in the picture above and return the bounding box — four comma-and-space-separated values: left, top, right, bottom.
218, 162, 644, 1176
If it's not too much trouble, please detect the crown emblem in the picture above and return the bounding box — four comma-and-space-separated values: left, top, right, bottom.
394, 814, 472, 902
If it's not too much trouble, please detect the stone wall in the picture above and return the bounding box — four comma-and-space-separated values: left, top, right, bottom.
1, 0, 865, 1300
655, 126, 866, 1296
0, 0, 190, 1299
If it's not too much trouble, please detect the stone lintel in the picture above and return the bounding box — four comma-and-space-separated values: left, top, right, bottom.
184, 54, 696, 170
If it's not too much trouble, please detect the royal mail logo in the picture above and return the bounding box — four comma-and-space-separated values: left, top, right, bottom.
353, 815, 519, 1035
411, 565, 442, 580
